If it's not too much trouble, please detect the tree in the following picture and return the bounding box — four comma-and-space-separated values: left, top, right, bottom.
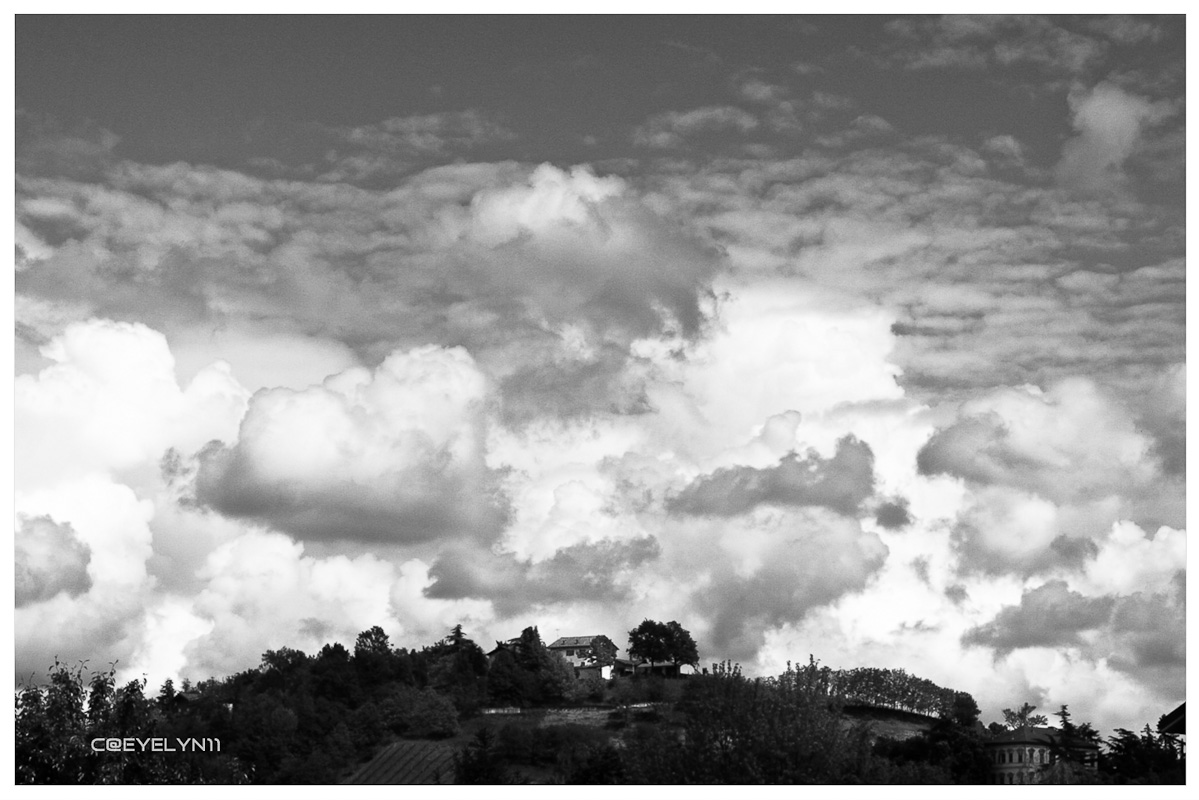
455, 726, 517, 784
1104, 724, 1185, 784
664, 621, 699, 671
627, 620, 673, 675
1002, 702, 1048, 729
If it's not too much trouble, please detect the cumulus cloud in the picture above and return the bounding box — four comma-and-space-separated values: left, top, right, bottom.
15, 319, 249, 487
181, 530, 460, 677
196, 344, 500, 544
669, 435, 875, 517
12, 18, 1185, 734
15, 515, 93, 607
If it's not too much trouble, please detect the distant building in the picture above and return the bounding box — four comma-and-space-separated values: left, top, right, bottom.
546, 635, 619, 680
984, 726, 1099, 785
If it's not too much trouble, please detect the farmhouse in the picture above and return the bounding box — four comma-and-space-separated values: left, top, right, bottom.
546, 635, 619, 680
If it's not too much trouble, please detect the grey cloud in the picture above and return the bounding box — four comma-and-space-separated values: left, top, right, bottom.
16, 160, 724, 420
669, 436, 875, 517
649, 119, 1182, 401
1055, 82, 1172, 194
882, 16, 1108, 80
1108, 584, 1186, 671
15, 515, 93, 607
917, 413, 1039, 486
16, 111, 120, 181
961, 580, 1115, 655
951, 518, 1095, 579
633, 106, 759, 149
497, 345, 653, 425
194, 440, 507, 546
693, 515, 887, 661
318, 110, 516, 185
874, 497, 913, 530
425, 536, 661, 617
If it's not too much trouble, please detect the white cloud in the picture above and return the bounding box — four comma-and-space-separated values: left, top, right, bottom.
196, 344, 494, 544
15, 319, 249, 487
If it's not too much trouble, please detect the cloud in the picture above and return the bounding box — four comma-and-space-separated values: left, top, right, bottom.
633, 106, 759, 149
181, 529, 476, 678
874, 497, 913, 530
881, 16, 1107, 79
685, 508, 889, 661
1055, 82, 1170, 193
15, 319, 249, 487
916, 378, 1159, 507
669, 435, 875, 517
195, 344, 500, 544
962, 580, 1115, 655
15, 515, 93, 607
426, 536, 661, 617
319, 110, 516, 183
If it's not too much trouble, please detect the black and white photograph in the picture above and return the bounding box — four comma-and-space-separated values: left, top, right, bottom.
11, 12, 1187, 784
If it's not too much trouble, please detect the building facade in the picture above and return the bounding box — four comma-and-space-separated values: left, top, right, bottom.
984, 726, 1099, 785
546, 635, 619, 680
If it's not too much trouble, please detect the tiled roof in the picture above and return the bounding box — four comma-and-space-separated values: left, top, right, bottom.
986, 726, 1098, 749
345, 740, 456, 784
548, 635, 604, 649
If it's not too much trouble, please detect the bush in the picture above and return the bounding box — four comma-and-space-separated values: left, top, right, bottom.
379, 686, 460, 739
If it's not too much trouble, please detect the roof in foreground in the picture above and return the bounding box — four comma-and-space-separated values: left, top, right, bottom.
344, 740, 456, 784
1160, 702, 1185, 734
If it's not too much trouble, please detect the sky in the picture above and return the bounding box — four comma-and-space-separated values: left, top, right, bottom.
11, 13, 1187, 736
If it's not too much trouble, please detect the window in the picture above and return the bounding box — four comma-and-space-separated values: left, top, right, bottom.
566, 649, 574, 656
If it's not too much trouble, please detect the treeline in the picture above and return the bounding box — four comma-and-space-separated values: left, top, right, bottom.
825, 666, 960, 718
15, 623, 588, 784
461, 658, 992, 784
16, 629, 1185, 785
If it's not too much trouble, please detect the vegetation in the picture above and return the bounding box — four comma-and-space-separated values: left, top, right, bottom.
14, 624, 1185, 784
1002, 702, 1049, 729
627, 619, 699, 674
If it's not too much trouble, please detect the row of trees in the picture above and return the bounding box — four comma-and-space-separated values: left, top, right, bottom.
823, 666, 960, 718
457, 658, 994, 784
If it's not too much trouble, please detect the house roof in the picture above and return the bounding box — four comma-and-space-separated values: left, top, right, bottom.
987, 726, 1058, 745
986, 726, 1098, 749
548, 635, 608, 649
1160, 702, 1185, 735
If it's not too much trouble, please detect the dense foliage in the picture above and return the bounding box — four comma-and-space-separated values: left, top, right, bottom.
627, 619, 699, 672
16, 626, 1184, 785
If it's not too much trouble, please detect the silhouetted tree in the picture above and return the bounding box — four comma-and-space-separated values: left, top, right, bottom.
1002, 702, 1048, 729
